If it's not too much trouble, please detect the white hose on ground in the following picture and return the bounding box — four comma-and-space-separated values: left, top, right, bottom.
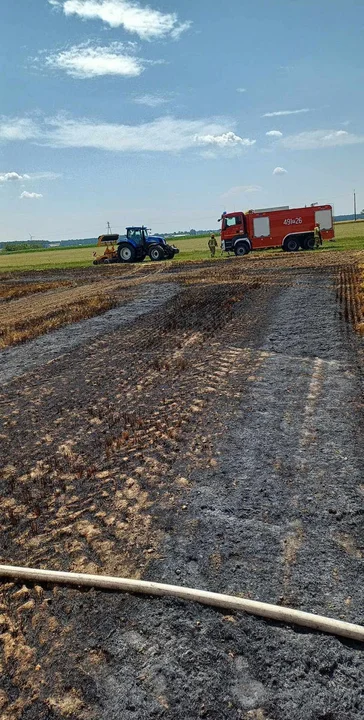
0, 563, 363, 643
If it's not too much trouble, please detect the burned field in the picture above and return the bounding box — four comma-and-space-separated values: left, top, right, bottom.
0, 250, 364, 720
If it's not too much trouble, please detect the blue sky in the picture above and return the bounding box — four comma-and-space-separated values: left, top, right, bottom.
1, 0, 364, 240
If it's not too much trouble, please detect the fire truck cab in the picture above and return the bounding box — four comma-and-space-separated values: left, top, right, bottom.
220, 204, 334, 256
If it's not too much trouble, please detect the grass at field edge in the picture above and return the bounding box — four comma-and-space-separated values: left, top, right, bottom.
1, 236, 364, 272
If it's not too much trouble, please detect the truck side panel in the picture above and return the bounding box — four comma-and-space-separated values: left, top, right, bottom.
246, 205, 334, 249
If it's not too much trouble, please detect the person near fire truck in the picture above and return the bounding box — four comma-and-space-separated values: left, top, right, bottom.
314, 223, 322, 248
208, 234, 218, 257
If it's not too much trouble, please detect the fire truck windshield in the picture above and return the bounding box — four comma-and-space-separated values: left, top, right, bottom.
223, 214, 243, 229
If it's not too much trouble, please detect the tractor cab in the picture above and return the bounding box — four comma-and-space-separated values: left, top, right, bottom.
119, 226, 167, 262
126, 226, 149, 246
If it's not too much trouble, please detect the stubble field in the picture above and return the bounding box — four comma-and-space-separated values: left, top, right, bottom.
0, 248, 364, 720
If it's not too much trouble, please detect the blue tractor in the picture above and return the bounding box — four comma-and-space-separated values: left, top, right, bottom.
117, 226, 179, 263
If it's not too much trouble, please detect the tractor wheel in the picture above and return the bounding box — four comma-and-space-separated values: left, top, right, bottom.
283, 236, 300, 252
102, 258, 110, 264
118, 243, 136, 263
149, 245, 164, 261
164, 244, 176, 259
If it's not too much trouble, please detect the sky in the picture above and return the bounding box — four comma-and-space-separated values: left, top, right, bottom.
1, 0, 364, 241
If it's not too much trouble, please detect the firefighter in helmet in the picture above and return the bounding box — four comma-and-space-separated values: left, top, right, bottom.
208, 234, 218, 257
314, 223, 322, 248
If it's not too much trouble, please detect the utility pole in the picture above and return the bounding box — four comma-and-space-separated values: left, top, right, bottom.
107, 222, 112, 235
354, 190, 357, 221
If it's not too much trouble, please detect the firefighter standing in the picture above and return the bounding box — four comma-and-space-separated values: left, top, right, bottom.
314, 223, 322, 248
208, 234, 218, 257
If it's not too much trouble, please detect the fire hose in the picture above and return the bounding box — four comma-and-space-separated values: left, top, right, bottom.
0, 564, 363, 642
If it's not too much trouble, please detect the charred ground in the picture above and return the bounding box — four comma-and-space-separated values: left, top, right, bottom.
0, 251, 363, 720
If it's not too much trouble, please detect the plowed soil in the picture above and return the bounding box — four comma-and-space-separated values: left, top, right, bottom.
0, 250, 363, 720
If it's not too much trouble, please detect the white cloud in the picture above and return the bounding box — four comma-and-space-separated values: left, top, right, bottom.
133, 93, 170, 107
222, 185, 262, 199
266, 130, 283, 138
195, 131, 256, 148
236, 88, 246, 93
0, 170, 60, 183
30, 171, 62, 180
322, 130, 348, 140
263, 109, 311, 117
200, 150, 218, 160
279, 129, 364, 150
273, 167, 287, 175
240, 185, 261, 192
44, 116, 245, 153
46, 43, 147, 78
0, 114, 256, 155
20, 191, 43, 199
49, 117, 253, 153
170, 21, 191, 40
50, 0, 191, 41
0, 172, 31, 183
0, 118, 39, 141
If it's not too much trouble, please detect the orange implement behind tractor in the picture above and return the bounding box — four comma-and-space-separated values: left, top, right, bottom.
93, 234, 119, 265
220, 204, 334, 256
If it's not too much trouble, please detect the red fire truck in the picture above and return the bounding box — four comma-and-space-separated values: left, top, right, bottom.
220, 204, 334, 256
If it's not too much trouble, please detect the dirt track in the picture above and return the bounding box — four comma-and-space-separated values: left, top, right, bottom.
0, 253, 363, 720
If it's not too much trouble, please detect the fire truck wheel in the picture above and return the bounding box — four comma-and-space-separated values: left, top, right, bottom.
302, 234, 315, 251
234, 242, 250, 257
283, 236, 300, 252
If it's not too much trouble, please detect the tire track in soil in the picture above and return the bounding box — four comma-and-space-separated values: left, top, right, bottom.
138, 271, 364, 720
0, 278, 278, 720
0, 281, 272, 575
61, 269, 363, 720
0, 263, 363, 720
